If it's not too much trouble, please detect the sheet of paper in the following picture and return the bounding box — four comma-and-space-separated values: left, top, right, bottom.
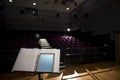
12, 48, 60, 73
12, 48, 39, 72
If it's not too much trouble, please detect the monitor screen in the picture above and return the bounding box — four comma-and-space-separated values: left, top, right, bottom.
37, 53, 55, 72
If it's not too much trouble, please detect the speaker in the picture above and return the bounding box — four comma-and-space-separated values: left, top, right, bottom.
20, 10, 24, 14
84, 13, 89, 18
56, 13, 60, 17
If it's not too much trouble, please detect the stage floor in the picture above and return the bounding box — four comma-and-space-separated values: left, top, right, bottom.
0, 61, 120, 80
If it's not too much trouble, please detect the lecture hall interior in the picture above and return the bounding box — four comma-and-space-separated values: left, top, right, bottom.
0, 0, 120, 80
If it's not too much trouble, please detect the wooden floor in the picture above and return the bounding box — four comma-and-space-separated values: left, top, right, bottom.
0, 61, 120, 80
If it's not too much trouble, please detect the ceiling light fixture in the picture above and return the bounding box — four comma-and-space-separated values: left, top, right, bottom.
33, 2, 36, 6
66, 7, 70, 10
67, 28, 70, 32
9, 0, 13, 2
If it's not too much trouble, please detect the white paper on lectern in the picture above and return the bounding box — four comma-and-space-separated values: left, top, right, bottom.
12, 48, 60, 73
54, 49, 60, 73
12, 48, 40, 72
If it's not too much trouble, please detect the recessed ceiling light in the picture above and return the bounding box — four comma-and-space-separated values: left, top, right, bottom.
67, 28, 70, 32
33, 3, 36, 6
9, 0, 13, 2
66, 8, 70, 10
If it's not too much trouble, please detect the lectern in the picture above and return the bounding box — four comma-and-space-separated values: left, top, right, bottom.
12, 48, 60, 80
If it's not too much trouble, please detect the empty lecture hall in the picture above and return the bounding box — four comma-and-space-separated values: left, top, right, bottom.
0, 0, 120, 80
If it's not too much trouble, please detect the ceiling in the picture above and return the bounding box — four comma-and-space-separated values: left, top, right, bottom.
3, 0, 85, 12
0, 0, 114, 31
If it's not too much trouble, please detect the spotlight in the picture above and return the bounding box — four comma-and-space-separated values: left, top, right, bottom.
66, 7, 70, 10
33, 3, 36, 6
67, 28, 71, 32
9, 0, 13, 2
